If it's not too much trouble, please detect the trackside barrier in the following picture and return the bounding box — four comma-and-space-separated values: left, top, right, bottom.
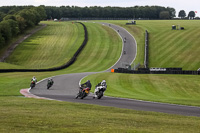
114, 68, 200, 75
0, 22, 88, 73
144, 30, 149, 68
111, 69, 115, 73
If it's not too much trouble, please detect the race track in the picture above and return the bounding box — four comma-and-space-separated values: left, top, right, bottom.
29, 22, 200, 117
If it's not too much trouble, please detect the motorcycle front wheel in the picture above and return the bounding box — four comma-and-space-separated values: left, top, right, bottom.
97, 91, 103, 99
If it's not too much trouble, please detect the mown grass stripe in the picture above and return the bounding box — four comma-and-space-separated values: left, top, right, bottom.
5, 21, 84, 69
107, 20, 200, 70
159, 30, 198, 68
82, 72, 200, 106
64, 22, 121, 73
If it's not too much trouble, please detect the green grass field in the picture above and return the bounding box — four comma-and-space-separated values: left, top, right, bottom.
102, 20, 200, 70
0, 25, 43, 59
1, 72, 200, 132
4, 21, 84, 69
1, 97, 200, 133
82, 72, 200, 106
64, 22, 122, 72
141, 20, 200, 70
1, 20, 200, 132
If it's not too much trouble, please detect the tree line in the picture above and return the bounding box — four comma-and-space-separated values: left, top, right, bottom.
0, 5, 197, 50
0, 5, 176, 49
0, 6, 46, 48
44, 6, 176, 20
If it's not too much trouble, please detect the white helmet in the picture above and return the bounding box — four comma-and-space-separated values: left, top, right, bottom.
101, 80, 106, 86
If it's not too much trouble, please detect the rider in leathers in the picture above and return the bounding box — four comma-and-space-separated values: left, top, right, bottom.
93, 80, 107, 99
81, 80, 92, 90
31, 76, 37, 83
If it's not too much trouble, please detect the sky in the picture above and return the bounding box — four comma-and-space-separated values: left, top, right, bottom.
1, 0, 200, 17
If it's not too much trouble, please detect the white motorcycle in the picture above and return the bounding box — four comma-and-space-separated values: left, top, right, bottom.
94, 84, 107, 99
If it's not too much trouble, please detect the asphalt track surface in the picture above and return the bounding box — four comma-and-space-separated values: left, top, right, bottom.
30, 22, 200, 117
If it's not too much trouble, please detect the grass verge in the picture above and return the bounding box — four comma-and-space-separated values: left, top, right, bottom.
0, 96, 200, 132
82, 72, 200, 106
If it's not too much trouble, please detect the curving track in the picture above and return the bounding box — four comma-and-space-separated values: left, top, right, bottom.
29, 23, 200, 117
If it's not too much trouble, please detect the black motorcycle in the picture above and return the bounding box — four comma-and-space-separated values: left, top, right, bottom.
47, 80, 54, 89
30, 81, 36, 89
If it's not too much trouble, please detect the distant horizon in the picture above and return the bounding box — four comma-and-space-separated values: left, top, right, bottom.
1, 0, 199, 17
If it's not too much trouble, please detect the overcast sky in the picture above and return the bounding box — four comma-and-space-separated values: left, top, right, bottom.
1, 0, 200, 17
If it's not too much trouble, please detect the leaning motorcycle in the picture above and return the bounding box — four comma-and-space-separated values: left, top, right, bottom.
95, 85, 106, 99
47, 81, 53, 89
30, 81, 36, 89
75, 85, 90, 99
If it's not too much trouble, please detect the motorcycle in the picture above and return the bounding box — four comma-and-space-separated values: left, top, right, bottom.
47, 80, 54, 89
95, 85, 106, 99
30, 81, 36, 89
75, 85, 90, 99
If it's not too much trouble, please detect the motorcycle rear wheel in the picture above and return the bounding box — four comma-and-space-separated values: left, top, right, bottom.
81, 92, 86, 99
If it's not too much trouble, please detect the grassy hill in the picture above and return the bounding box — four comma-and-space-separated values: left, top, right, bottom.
0, 20, 200, 132
143, 20, 200, 70
4, 21, 84, 69
81, 20, 200, 106
104, 20, 200, 70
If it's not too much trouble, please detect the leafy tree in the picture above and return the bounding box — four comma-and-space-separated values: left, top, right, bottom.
178, 10, 186, 18
3, 15, 16, 21
16, 15, 26, 33
0, 32, 5, 47
0, 6, 47, 50
167, 7, 176, 18
30, 8, 40, 25
18, 9, 35, 27
0, 20, 12, 41
35, 6, 47, 21
5, 19, 19, 36
188, 11, 195, 19
159, 11, 170, 19
8, 9, 16, 15
0, 12, 6, 22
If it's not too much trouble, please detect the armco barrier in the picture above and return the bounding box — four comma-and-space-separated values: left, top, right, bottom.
144, 30, 149, 68
0, 22, 88, 73
114, 68, 200, 75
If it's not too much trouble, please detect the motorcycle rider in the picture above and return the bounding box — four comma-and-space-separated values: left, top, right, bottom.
76, 80, 92, 98
30, 76, 37, 88
47, 78, 54, 89
31, 76, 37, 83
81, 80, 92, 90
93, 80, 107, 99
